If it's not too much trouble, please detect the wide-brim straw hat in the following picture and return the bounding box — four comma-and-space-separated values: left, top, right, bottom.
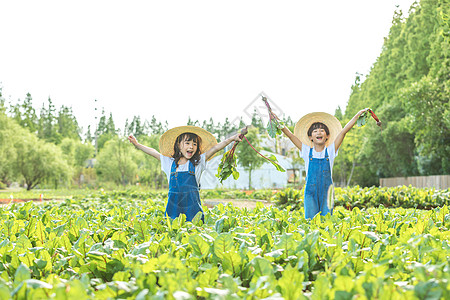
294, 112, 342, 148
159, 126, 218, 160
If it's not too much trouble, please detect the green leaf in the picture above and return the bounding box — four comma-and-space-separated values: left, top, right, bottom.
0, 282, 10, 300
113, 271, 130, 282
24, 279, 53, 289
216, 148, 239, 183
267, 154, 286, 172
278, 265, 305, 300
213, 233, 233, 259
267, 120, 277, 138
16, 234, 32, 251
222, 250, 242, 274
14, 263, 31, 287
189, 234, 210, 259
250, 257, 273, 278
356, 111, 369, 127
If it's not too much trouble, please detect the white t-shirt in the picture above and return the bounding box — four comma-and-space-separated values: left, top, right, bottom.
300, 143, 338, 175
160, 153, 207, 185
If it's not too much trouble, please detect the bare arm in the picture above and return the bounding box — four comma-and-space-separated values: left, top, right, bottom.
128, 135, 161, 160
281, 126, 302, 151
334, 108, 368, 152
270, 111, 302, 151
205, 132, 242, 161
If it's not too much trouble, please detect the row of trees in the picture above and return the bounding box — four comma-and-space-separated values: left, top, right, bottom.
0, 87, 280, 189
0, 0, 447, 189
333, 0, 449, 186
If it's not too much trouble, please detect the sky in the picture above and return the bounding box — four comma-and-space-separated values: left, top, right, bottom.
0, 0, 416, 135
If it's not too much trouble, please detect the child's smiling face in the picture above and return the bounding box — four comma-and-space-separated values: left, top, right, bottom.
309, 128, 329, 145
179, 136, 198, 160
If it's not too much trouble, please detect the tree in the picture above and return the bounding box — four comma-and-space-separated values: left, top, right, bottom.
218, 117, 238, 142
251, 109, 265, 134
85, 125, 94, 144
0, 84, 4, 113
95, 110, 118, 151
187, 116, 200, 126
339, 0, 449, 185
0, 113, 20, 185
57, 106, 81, 141
126, 115, 149, 138
38, 97, 59, 143
401, 75, 449, 174
236, 128, 264, 189
9, 93, 39, 133
148, 115, 166, 135
287, 148, 304, 187
95, 137, 138, 186
13, 130, 71, 190
60, 138, 94, 168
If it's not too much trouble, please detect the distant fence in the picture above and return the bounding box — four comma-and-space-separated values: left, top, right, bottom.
380, 175, 450, 189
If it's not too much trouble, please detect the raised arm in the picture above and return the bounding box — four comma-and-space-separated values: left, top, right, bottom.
281, 126, 302, 151
128, 135, 161, 160
334, 108, 368, 152
204, 132, 242, 161
270, 111, 302, 151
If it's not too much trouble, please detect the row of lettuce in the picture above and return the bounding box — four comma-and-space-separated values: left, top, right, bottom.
98, 185, 450, 210
0, 194, 449, 299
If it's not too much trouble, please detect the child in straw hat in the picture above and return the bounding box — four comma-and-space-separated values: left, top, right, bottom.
128, 126, 242, 223
272, 109, 368, 219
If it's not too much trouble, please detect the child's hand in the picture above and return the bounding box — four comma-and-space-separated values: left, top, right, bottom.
357, 108, 369, 117
233, 132, 243, 142
128, 135, 138, 146
270, 111, 280, 121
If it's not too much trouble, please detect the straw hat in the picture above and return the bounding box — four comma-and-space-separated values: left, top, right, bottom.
159, 126, 218, 160
294, 112, 342, 148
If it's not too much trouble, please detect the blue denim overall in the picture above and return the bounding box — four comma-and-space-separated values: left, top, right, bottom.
166, 160, 204, 222
304, 147, 333, 219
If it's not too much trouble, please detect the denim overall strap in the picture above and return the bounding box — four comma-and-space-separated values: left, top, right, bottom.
167, 160, 203, 222
304, 147, 333, 219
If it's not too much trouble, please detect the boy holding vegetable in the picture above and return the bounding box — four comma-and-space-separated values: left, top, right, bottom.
272, 109, 369, 219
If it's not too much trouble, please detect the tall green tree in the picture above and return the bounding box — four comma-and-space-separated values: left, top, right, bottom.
9, 93, 39, 133
95, 110, 118, 151
38, 97, 59, 143
236, 128, 264, 189
187, 116, 200, 126
148, 115, 167, 135
125, 115, 149, 138
57, 106, 81, 141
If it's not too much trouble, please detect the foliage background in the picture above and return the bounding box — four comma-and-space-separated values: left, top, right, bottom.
0, 0, 448, 189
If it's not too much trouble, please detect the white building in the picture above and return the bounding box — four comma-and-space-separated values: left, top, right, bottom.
200, 150, 305, 190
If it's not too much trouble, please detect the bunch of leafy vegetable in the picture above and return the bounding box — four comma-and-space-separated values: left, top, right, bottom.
262, 96, 284, 138
216, 126, 286, 183
357, 108, 382, 127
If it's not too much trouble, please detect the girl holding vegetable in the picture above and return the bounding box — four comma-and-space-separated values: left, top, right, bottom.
128, 126, 242, 223
271, 109, 369, 219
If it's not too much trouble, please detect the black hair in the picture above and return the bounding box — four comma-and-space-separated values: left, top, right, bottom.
307, 122, 330, 137
172, 132, 202, 167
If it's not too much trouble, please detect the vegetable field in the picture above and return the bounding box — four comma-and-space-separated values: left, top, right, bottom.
0, 192, 449, 299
